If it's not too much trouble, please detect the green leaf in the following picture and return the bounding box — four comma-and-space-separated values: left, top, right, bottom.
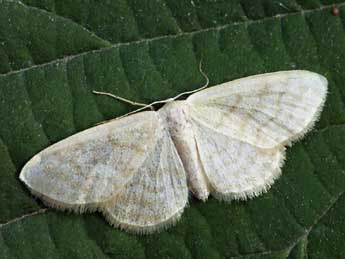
1, 0, 345, 258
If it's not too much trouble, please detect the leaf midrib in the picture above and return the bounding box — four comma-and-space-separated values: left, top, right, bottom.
1, 1, 344, 78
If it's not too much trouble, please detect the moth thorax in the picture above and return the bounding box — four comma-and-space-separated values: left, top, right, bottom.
159, 101, 190, 137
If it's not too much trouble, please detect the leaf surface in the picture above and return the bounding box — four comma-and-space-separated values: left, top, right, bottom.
1, 0, 345, 258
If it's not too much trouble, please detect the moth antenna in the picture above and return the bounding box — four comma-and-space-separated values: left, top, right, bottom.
92, 91, 155, 124
92, 90, 151, 108
94, 104, 155, 125
93, 59, 210, 123
171, 58, 210, 101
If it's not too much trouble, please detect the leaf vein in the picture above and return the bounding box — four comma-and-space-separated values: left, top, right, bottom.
2, 2, 345, 77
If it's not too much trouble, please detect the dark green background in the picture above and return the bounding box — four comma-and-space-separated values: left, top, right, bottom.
1, 0, 345, 258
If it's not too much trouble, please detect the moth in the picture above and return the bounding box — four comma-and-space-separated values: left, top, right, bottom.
19, 70, 327, 234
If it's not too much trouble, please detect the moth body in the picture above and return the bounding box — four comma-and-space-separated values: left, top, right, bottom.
159, 101, 210, 200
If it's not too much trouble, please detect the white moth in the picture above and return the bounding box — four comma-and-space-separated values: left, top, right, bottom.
19, 70, 327, 234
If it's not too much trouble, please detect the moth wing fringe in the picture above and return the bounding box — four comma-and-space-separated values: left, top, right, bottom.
22, 176, 189, 234
101, 203, 188, 235
24, 187, 112, 214
211, 148, 286, 202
